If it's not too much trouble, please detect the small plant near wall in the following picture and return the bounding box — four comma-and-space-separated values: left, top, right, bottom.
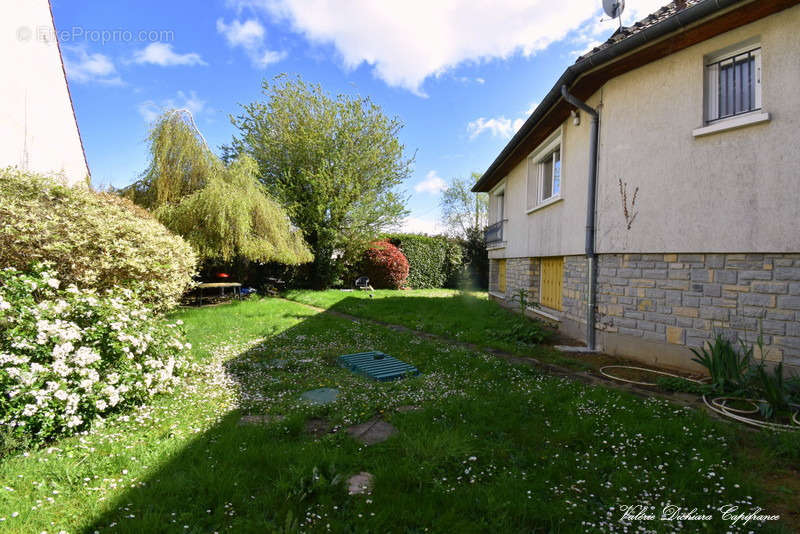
618, 178, 639, 231
495, 289, 552, 346
689, 330, 800, 425
690, 334, 750, 394
511, 288, 530, 313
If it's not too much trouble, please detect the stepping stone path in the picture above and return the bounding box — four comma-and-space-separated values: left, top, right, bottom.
238, 414, 284, 426
395, 405, 421, 413
347, 472, 374, 495
304, 417, 331, 439
301, 388, 339, 405
346, 417, 397, 445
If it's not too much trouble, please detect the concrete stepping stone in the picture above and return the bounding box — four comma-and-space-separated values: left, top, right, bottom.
346, 417, 397, 445
347, 472, 374, 495
304, 417, 331, 439
395, 405, 421, 413
301, 387, 339, 405
238, 414, 285, 426
259, 358, 287, 369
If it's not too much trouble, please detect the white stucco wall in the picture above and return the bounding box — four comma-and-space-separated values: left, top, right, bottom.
489, 5, 800, 259
0, 0, 89, 186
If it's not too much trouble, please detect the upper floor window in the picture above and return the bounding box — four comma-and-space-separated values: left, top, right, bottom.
490, 186, 504, 223
540, 149, 561, 201
527, 131, 562, 211
705, 45, 761, 123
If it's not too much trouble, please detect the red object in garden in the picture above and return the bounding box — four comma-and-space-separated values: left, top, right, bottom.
215, 273, 230, 279
362, 240, 409, 289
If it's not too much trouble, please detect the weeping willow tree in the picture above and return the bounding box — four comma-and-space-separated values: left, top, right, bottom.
123, 110, 312, 265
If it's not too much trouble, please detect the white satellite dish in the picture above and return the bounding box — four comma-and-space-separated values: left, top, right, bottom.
602, 0, 625, 19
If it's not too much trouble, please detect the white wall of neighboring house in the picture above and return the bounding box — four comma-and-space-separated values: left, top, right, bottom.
0, 0, 89, 186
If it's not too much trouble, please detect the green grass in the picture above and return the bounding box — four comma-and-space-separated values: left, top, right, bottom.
0, 296, 797, 532
283, 288, 581, 367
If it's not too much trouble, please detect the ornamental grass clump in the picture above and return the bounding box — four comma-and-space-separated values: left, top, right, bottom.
0, 265, 189, 447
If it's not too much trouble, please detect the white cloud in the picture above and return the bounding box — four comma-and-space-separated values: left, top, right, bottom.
62, 45, 122, 85
228, 0, 672, 95
132, 43, 207, 66
467, 117, 518, 139
216, 17, 287, 67
393, 216, 445, 235
414, 171, 448, 194
138, 90, 207, 123
467, 101, 538, 140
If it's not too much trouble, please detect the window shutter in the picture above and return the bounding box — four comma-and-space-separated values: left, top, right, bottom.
753, 48, 762, 110
526, 158, 539, 210
706, 63, 719, 122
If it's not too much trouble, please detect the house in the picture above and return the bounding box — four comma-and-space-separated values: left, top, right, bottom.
0, 0, 89, 185
473, 0, 800, 373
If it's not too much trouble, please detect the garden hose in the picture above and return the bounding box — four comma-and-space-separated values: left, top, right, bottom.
702, 395, 800, 431
598, 365, 706, 387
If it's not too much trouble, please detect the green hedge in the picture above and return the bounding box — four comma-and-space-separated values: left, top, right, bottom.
384, 234, 462, 289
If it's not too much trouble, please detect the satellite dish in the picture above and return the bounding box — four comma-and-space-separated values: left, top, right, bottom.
602, 0, 625, 19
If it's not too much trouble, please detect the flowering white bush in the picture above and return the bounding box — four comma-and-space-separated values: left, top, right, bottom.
0, 264, 189, 444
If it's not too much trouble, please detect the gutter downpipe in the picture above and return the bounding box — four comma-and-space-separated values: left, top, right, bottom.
561, 85, 599, 351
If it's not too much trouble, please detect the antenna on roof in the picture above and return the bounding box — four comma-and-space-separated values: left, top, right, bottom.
602, 0, 625, 29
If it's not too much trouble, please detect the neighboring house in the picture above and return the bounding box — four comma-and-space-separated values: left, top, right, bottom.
0, 0, 89, 185
473, 0, 800, 373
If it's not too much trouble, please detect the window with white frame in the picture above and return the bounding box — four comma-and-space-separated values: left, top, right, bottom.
491, 189, 504, 223
705, 44, 761, 123
527, 133, 562, 210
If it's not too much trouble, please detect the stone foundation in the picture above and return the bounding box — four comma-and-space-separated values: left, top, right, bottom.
488, 252, 800, 372
595, 253, 800, 368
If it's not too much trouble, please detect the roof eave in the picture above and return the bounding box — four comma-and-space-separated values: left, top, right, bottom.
471, 0, 750, 193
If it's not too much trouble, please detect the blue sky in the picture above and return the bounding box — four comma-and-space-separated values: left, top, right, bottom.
53, 0, 665, 234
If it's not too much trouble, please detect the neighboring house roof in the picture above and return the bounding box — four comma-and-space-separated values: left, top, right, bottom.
472, 0, 799, 193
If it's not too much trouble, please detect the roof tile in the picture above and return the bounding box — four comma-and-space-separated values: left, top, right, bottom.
576, 0, 702, 62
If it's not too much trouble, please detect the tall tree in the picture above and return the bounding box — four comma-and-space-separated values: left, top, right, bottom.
123, 110, 312, 265
226, 75, 412, 288
440, 173, 488, 238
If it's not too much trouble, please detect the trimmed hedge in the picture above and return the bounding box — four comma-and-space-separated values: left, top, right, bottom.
362, 240, 409, 289
384, 234, 463, 289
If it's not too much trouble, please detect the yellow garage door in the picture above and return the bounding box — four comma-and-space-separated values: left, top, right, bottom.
540, 257, 563, 311
497, 259, 506, 293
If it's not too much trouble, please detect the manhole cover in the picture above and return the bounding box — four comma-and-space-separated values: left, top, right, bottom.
337, 351, 420, 381
301, 387, 339, 405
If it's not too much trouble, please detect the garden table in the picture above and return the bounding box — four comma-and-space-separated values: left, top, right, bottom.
195, 282, 242, 304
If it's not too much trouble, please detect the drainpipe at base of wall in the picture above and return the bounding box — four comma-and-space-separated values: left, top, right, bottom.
560, 85, 599, 351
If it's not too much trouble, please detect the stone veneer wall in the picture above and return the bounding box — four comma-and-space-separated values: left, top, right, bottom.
489, 259, 498, 294
562, 255, 588, 326
489, 258, 540, 304
596, 253, 800, 366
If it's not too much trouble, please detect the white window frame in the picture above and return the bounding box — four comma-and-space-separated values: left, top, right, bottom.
704, 42, 762, 125
526, 129, 563, 213
490, 183, 505, 224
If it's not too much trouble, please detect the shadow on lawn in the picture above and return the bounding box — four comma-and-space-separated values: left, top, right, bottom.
84, 299, 517, 533
81, 296, 797, 533
84, 310, 363, 532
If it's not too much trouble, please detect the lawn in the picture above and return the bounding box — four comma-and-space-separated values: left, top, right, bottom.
283, 289, 578, 366
0, 295, 797, 532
